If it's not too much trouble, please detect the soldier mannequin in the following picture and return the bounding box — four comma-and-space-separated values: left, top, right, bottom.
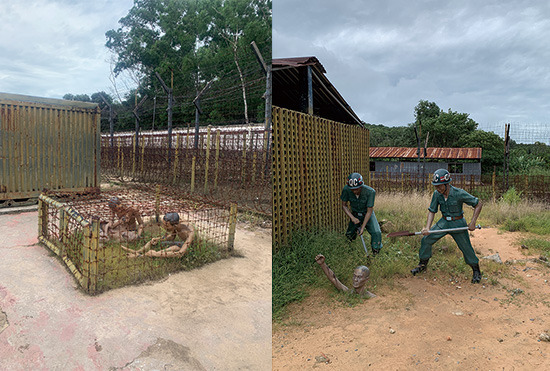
411, 169, 483, 283
315, 254, 376, 298
341, 172, 383, 255
123, 212, 194, 258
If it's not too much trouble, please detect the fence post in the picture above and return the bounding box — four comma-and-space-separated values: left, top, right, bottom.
492, 171, 497, 202
252, 151, 257, 183
401, 172, 404, 193
214, 130, 220, 191
140, 136, 146, 175
173, 133, 180, 185
82, 224, 92, 293
59, 209, 69, 255
132, 135, 136, 177
38, 198, 48, 239
191, 156, 196, 192
227, 203, 238, 252
155, 184, 160, 223
241, 131, 248, 186
88, 217, 100, 294
204, 126, 211, 193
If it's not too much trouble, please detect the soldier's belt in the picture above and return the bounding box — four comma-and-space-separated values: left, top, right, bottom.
444, 215, 463, 221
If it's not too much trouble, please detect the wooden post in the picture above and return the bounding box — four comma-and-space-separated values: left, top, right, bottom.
140, 137, 145, 175
252, 151, 257, 183
401, 172, 404, 193
214, 130, 220, 191
132, 135, 136, 177
491, 171, 497, 202
59, 209, 69, 255
38, 198, 48, 239
173, 133, 180, 184
227, 203, 238, 252
117, 137, 122, 178
155, 184, 160, 223
88, 218, 100, 294
241, 131, 248, 186
191, 156, 196, 192
204, 126, 211, 193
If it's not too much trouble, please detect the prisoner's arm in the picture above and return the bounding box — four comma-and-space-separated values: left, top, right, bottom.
179, 225, 195, 249
315, 254, 349, 292
469, 201, 483, 230
342, 202, 359, 225
421, 211, 436, 235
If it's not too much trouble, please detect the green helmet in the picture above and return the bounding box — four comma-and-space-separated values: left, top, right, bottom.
432, 169, 452, 185
347, 173, 364, 189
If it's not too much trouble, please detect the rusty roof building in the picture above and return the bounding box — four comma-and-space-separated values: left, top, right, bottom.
369, 147, 483, 178
370, 147, 482, 160
272, 56, 363, 126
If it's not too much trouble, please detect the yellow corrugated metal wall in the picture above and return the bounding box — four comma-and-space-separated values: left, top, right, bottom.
273, 106, 370, 249
0, 94, 100, 201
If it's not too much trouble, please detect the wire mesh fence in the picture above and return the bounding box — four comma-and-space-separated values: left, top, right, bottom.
369, 171, 550, 202
38, 187, 237, 295
100, 125, 271, 216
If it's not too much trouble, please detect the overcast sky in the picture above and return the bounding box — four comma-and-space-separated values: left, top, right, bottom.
0, 0, 134, 100
273, 0, 550, 142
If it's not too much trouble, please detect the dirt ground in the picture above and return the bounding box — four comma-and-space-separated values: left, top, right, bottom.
0, 210, 272, 370
273, 227, 550, 370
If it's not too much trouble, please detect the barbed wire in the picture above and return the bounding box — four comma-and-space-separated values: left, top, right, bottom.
478, 123, 549, 145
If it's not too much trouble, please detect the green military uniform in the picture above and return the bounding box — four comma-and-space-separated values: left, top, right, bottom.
419, 185, 479, 265
341, 184, 382, 251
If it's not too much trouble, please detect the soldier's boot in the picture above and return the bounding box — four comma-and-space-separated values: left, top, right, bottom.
411, 259, 429, 276
471, 264, 482, 283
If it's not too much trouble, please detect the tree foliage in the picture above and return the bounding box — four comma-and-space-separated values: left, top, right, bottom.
101, 0, 271, 128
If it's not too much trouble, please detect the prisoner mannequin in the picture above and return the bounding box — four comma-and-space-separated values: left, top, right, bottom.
123, 212, 194, 258
102, 196, 144, 241
315, 254, 376, 298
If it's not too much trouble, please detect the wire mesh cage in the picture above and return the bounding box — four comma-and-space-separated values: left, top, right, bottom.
38, 186, 237, 294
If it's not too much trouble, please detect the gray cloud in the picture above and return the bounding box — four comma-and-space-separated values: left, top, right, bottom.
274, 0, 550, 138
0, 0, 134, 99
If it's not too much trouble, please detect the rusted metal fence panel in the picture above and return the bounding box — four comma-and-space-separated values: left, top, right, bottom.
272, 106, 370, 249
0, 93, 100, 205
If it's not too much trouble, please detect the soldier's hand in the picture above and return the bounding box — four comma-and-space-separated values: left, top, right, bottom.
358, 227, 365, 236
421, 227, 430, 236
468, 223, 476, 231
352, 217, 360, 225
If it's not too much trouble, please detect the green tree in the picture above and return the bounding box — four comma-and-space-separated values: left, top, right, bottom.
412, 100, 478, 147
105, 0, 271, 126
458, 129, 504, 173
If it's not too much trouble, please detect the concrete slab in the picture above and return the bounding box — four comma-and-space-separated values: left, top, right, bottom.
0, 211, 272, 370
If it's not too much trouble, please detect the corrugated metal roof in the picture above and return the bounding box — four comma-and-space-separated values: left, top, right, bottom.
370, 147, 482, 160
272, 56, 362, 126
272, 56, 327, 73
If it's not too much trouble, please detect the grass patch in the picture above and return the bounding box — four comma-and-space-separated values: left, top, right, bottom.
273, 226, 493, 321
519, 237, 550, 259
97, 231, 225, 292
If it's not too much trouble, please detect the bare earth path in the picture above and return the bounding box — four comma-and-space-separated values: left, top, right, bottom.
273, 227, 550, 370
0, 210, 271, 370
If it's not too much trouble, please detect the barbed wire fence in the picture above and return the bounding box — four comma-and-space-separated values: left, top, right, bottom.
100, 46, 272, 217
478, 123, 549, 145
